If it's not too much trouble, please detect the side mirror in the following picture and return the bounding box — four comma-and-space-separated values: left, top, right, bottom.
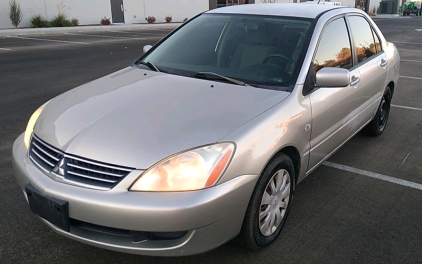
315, 67, 350, 88
143, 45, 152, 54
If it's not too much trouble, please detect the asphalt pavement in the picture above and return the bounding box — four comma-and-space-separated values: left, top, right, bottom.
1, 16, 422, 264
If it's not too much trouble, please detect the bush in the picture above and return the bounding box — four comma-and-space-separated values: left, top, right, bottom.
100, 17, 111, 25
165, 15, 172, 23
145, 16, 156, 24
71, 18, 79, 26
30, 15, 51, 28
50, 1, 73, 27
51, 14, 73, 27
9, 0, 23, 28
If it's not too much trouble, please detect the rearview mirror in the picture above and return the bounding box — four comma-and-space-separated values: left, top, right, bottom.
143, 45, 152, 54
315, 67, 350, 88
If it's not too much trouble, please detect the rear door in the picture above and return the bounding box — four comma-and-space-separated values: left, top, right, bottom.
346, 15, 388, 124
307, 17, 365, 172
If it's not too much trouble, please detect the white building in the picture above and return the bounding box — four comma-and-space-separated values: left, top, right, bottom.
0, 0, 380, 29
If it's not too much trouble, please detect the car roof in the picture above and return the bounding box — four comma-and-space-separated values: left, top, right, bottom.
206, 3, 342, 19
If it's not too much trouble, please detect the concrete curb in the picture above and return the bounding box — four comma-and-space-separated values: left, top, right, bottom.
372, 14, 403, 19
0, 23, 182, 37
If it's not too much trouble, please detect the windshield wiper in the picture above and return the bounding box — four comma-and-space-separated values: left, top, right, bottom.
138, 61, 161, 72
194, 72, 249, 86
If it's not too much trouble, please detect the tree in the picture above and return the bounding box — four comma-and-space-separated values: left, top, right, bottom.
9, 0, 23, 28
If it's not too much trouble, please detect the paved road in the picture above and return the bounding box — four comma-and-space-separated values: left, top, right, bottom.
1, 17, 421, 264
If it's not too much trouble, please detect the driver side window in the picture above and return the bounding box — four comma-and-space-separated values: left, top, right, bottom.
314, 17, 353, 73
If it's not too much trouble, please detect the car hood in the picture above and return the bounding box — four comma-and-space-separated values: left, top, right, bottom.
34, 67, 290, 169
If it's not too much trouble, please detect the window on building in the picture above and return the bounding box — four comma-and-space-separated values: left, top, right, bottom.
217, 0, 246, 8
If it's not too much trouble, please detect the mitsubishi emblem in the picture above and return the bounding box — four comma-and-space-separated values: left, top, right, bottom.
53, 158, 65, 176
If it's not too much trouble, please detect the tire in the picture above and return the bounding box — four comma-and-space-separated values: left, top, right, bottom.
364, 86, 392, 136
236, 153, 295, 250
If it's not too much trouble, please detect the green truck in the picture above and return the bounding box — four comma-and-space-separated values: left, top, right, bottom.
400, 1, 422, 16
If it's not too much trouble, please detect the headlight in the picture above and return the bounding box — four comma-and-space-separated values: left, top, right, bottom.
130, 143, 235, 192
24, 101, 50, 149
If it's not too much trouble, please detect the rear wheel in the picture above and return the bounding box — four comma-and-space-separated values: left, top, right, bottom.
236, 154, 295, 250
364, 86, 392, 136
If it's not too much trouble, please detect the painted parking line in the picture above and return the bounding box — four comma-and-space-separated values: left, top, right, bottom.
6, 36, 89, 45
323, 161, 422, 191
392, 41, 422, 45
392, 104, 422, 111
400, 75, 422, 80
64, 32, 144, 40
0, 47, 11, 51
108, 30, 167, 35
107, 30, 139, 36
122, 32, 167, 36
398, 48, 421, 52
401, 59, 422, 63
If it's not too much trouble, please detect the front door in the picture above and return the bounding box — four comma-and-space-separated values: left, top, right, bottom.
110, 0, 125, 24
307, 17, 365, 172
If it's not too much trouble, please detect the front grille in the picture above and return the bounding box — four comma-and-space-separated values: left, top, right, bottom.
29, 136, 64, 172
29, 135, 133, 190
66, 156, 132, 189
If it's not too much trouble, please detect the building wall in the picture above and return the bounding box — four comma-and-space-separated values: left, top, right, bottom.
0, 0, 111, 29
255, 0, 294, 3
0, 0, 208, 29
141, 0, 208, 23
370, 0, 382, 13
0, 0, 382, 29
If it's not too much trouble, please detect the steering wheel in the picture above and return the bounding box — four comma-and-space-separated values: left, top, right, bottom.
262, 54, 293, 64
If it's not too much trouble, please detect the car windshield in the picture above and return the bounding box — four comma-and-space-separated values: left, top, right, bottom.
139, 13, 313, 90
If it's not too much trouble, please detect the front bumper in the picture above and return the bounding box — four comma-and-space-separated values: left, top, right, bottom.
12, 133, 258, 256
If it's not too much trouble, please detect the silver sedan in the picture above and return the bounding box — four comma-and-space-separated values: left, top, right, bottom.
12, 3, 399, 256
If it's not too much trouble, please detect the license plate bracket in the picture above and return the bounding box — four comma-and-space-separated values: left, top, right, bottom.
25, 183, 70, 232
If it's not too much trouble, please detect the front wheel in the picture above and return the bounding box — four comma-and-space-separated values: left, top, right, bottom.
364, 86, 392, 136
236, 153, 295, 250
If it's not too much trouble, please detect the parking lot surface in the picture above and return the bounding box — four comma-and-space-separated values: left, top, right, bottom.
1, 17, 421, 263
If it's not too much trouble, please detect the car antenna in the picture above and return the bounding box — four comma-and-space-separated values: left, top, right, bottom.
317, 0, 321, 3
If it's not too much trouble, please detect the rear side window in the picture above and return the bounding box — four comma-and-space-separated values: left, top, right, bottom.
348, 16, 377, 63
314, 17, 352, 73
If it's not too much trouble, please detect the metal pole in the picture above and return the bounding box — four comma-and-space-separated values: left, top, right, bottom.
143, 0, 146, 20
44, 0, 48, 18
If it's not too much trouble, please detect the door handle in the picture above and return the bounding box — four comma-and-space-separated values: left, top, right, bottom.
380, 58, 388, 68
121, 4, 123, 11
350, 76, 360, 87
